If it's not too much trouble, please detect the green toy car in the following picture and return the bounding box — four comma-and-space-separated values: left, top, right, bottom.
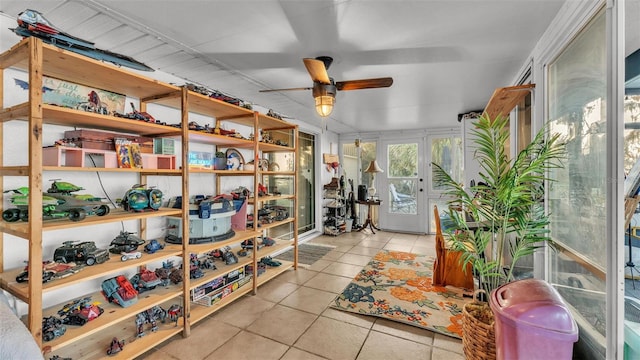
2, 181, 111, 222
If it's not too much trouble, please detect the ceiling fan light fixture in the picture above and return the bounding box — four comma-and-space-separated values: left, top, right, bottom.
315, 95, 335, 117
313, 83, 337, 117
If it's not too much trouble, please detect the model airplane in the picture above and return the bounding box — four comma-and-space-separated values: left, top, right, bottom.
12, 9, 154, 72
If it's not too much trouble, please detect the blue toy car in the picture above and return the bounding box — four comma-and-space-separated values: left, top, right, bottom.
144, 239, 165, 254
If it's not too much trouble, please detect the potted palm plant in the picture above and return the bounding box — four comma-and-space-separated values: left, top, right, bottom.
432, 114, 565, 360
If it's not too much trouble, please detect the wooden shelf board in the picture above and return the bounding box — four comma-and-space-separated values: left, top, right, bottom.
47, 298, 184, 359
186, 230, 259, 254
249, 218, 294, 231
42, 286, 183, 352
258, 142, 295, 153
151, 90, 255, 121
41, 165, 182, 175
0, 38, 180, 100
255, 240, 293, 260
248, 195, 294, 204
0, 103, 184, 136
185, 131, 255, 148
189, 284, 254, 325
259, 170, 296, 176
188, 168, 254, 176
1, 245, 183, 300
257, 261, 293, 286
484, 84, 535, 120
0, 166, 30, 176
0, 209, 182, 239
188, 259, 253, 291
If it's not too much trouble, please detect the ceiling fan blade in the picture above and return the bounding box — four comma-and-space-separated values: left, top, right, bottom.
335, 77, 394, 91
303, 58, 331, 84
259, 87, 312, 93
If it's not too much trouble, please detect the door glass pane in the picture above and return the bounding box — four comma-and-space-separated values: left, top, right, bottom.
264, 131, 315, 236
297, 131, 315, 235
547, 9, 606, 341
430, 137, 463, 192
360, 141, 377, 194
387, 143, 417, 214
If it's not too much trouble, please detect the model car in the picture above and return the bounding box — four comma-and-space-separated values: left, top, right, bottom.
120, 251, 142, 262
144, 239, 165, 254
53, 241, 110, 266
13, 9, 153, 72
118, 184, 163, 212
58, 297, 104, 326
15, 260, 79, 283
16, 264, 55, 284
101, 275, 138, 307
109, 231, 145, 254
2, 180, 111, 222
130, 269, 163, 293
190, 267, 204, 279
42, 316, 66, 342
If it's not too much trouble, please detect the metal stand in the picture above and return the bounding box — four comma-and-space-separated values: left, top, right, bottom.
627, 224, 639, 289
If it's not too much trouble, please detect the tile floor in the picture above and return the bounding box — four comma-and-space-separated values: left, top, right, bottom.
140, 230, 465, 360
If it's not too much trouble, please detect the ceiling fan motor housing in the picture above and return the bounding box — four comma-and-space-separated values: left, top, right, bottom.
312, 83, 337, 98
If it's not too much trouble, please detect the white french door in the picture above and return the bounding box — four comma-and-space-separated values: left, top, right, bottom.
378, 138, 425, 233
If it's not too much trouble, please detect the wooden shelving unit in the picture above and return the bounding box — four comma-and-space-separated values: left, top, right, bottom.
0, 37, 297, 359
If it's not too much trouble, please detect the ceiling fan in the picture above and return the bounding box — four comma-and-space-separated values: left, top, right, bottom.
259, 56, 393, 117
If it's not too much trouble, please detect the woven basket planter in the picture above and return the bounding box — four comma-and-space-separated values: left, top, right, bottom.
463, 302, 496, 360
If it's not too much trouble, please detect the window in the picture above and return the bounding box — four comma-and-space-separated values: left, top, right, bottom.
547, 9, 607, 339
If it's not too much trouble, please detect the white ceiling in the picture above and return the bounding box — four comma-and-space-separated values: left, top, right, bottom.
0, 0, 569, 133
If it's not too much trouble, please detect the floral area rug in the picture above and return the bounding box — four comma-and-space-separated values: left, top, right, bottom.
331, 250, 472, 339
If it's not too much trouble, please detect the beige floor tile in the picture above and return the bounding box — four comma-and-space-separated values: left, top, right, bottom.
333, 237, 364, 246
432, 347, 465, 360
348, 246, 384, 256
432, 333, 464, 354
333, 244, 355, 252
383, 243, 414, 252
321, 262, 364, 278
157, 320, 241, 359
412, 245, 436, 257
356, 330, 431, 360
294, 316, 369, 360
337, 252, 374, 266
280, 286, 338, 314
204, 330, 289, 360
356, 239, 387, 249
321, 307, 376, 329
303, 272, 353, 293
256, 278, 300, 303
211, 294, 276, 328
277, 267, 319, 284
246, 304, 318, 345
388, 235, 418, 245
281, 347, 328, 360
322, 249, 346, 261
136, 348, 180, 360
306, 258, 333, 272
308, 236, 342, 246
372, 318, 434, 345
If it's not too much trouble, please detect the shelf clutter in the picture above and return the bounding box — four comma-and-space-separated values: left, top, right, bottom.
0, 37, 298, 359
